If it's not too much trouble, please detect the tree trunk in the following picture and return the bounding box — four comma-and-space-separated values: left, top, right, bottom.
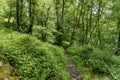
8, 7, 12, 24
85, 7, 89, 44
41, 7, 50, 41
87, 1, 93, 44
117, 17, 120, 54
97, 0, 102, 45
82, 6, 85, 45
16, 0, 21, 32
55, 0, 61, 45
27, 0, 35, 34
19, 0, 23, 30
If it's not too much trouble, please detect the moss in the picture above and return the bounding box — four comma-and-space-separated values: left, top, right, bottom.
0, 56, 19, 80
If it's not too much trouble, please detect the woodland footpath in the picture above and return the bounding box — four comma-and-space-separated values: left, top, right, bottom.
0, 0, 120, 80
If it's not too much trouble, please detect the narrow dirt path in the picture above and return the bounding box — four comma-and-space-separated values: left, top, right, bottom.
66, 55, 81, 80
66, 54, 81, 80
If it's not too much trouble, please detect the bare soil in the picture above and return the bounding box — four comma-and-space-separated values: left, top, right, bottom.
66, 54, 81, 80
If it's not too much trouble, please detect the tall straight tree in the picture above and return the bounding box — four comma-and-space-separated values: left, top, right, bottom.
16, 0, 23, 32
7, 0, 12, 24
87, 1, 93, 44
16, 0, 20, 32
27, 0, 35, 34
116, 0, 120, 54
97, 0, 102, 45
19, 0, 23, 29
111, 0, 120, 54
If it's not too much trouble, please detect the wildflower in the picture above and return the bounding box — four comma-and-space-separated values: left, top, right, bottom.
0, 61, 2, 67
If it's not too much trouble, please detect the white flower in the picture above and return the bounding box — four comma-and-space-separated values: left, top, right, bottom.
0, 62, 2, 67
4, 77, 9, 80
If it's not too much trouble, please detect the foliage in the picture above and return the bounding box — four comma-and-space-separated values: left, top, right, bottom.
67, 44, 120, 80
88, 48, 120, 79
0, 30, 69, 80
0, 0, 120, 79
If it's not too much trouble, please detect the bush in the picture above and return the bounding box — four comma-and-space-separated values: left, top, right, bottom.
67, 44, 82, 55
67, 44, 93, 59
0, 30, 69, 80
62, 41, 70, 48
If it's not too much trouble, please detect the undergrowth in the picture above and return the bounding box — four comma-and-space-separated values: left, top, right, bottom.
0, 30, 69, 80
67, 44, 120, 80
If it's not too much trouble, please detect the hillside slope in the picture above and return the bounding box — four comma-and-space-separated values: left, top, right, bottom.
0, 30, 69, 80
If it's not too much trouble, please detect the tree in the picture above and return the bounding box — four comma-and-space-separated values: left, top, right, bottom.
27, 0, 35, 34
118, 17, 120, 54
16, 0, 21, 31
54, 0, 66, 45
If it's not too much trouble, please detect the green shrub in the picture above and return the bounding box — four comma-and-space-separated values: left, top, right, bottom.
67, 44, 82, 55
67, 45, 93, 60
0, 30, 69, 80
62, 41, 70, 48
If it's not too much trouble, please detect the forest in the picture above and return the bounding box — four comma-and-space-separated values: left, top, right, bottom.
0, 0, 120, 80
